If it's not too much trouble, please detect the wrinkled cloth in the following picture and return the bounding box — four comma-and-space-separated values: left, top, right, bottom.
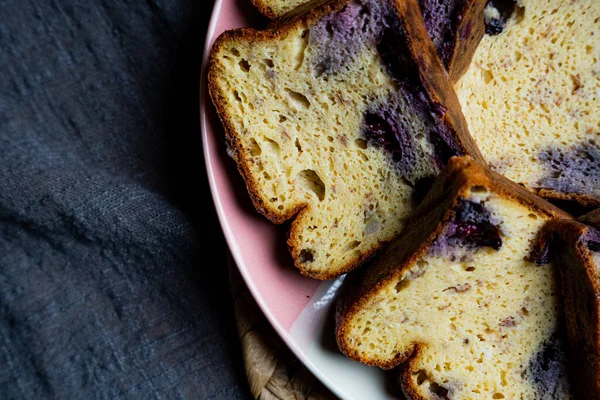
0, 1, 250, 398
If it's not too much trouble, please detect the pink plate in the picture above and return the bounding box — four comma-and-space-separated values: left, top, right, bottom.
200, 1, 399, 398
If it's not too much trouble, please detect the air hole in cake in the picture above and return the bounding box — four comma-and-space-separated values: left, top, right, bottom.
298, 169, 325, 200
264, 59, 274, 68
295, 138, 303, 153
293, 29, 309, 70
513, 4, 525, 24
233, 90, 242, 102
428, 381, 450, 399
248, 139, 261, 156
299, 249, 314, 263
285, 89, 311, 109
344, 240, 361, 252
570, 74, 582, 94
238, 59, 250, 72
230, 48, 240, 56
537, 140, 600, 197
263, 138, 281, 155
414, 370, 428, 386
470, 186, 488, 194
492, 393, 505, 399
395, 279, 410, 293
279, 115, 287, 123
354, 138, 367, 149
482, 69, 494, 84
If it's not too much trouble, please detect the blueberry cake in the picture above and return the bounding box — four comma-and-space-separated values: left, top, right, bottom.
532, 212, 600, 399
209, 0, 483, 279
249, 0, 313, 19
252, 0, 487, 82
336, 156, 573, 399
455, 0, 600, 206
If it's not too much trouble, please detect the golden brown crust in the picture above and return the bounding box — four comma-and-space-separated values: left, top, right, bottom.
250, 0, 330, 20
335, 156, 572, 371
446, 0, 486, 83
538, 188, 600, 210
267, 0, 336, 25
398, 0, 485, 163
209, 0, 488, 280
249, 0, 279, 19
541, 219, 600, 400
579, 208, 600, 230
398, 346, 430, 400
417, 155, 572, 223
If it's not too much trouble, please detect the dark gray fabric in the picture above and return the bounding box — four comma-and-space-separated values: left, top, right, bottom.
0, 0, 251, 398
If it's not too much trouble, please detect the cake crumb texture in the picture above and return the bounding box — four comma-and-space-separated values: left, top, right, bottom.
209, 0, 478, 279
336, 158, 572, 398
455, 0, 600, 204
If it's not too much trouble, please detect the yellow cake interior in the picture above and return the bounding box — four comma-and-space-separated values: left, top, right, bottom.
344, 190, 569, 399
455, 0, 600, 200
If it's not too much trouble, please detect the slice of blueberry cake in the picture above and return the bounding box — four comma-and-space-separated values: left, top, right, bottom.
455, 0, 600, 207
532, 211, 600, 399
336, 156, 573, 399
209, 0, 484, 279
252, 0, 487, 82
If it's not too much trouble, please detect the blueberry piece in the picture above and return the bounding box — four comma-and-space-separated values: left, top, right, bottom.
363, 110, 416, 180
526, 334, 570, 396
485, 18, 505, 35
450, 221, 502, 250
484, 0, 517, 36
588, 241, 600, 252
364, 112, 394, 148
450, 200, 502, 250
538, 141, 600, 196
377, 24, 420, 89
